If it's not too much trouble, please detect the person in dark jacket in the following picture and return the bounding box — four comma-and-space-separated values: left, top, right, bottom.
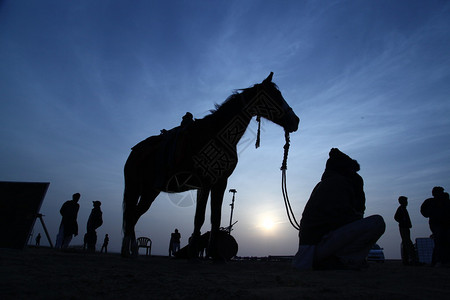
35, 233, 41, 247
421, 187, 450, 266
86, 201, 103, 252
169, 229, 181, 257
100, 234, 109, 253
55, 193, 81, 249
292, 148, 385, 270
394, 196, 417, 265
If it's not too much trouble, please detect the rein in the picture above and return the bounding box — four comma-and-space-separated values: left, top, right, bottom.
281, 131, 300, 231
255, 116, 261, 148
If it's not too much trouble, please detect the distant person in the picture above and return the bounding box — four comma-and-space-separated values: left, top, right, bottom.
394, 196, 417, 265
35, 233, 41, 246
421, 187, 450, 266
101, 234, 109, 253
85, 201, 103, 252
292, 148, 385, 270
169, 229, 181, 257
55, 193, 81, 249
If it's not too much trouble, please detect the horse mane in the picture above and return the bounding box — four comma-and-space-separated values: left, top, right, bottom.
208, 81, 279, 115
208, 89, 247, 114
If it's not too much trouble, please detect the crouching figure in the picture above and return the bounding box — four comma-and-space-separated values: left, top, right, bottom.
292, 148, 385, 270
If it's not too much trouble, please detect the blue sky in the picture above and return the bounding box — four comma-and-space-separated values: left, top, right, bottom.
1, 1, 449, 259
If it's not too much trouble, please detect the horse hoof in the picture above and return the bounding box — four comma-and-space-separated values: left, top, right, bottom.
121, 237, 134, 258
121, 247, 131, 258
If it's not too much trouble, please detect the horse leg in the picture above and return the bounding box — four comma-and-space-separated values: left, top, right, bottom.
189, 187, 210, 258
136, 189, 160, 219
208, 179, 227, 260
122, 184, 140, 257
122, 188, 160, 257
122, 150, 143, 257
127, 189, 160, 256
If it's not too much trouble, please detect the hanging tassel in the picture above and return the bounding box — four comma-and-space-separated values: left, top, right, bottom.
255, 116, 261, 149
281, 130, 290, 170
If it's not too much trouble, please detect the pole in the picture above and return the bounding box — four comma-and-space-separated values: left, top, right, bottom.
37, 214, 54, 248
228, 189, 237, 234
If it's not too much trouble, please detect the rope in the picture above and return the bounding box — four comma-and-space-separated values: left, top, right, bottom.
280, 131, 290, 171
281, 131, 300, 231
255, 116, 261, 148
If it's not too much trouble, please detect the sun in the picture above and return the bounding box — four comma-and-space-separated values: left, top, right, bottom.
262, 218, 275, 230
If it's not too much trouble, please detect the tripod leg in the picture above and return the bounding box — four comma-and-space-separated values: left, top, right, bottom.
39, 215, 54, 248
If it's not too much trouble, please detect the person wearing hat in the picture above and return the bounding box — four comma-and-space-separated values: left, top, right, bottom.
421, 186, 450, 266
86, 201, 103, 252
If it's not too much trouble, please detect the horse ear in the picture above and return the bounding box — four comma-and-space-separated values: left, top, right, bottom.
262, 72, 274, 84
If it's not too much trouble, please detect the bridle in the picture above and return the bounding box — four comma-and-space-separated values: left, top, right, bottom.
247, 85, 300, 230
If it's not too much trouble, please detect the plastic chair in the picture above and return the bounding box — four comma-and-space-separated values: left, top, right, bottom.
136, 237, 152, 256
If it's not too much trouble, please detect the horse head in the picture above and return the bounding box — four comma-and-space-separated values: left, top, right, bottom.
247, 72, 299, 133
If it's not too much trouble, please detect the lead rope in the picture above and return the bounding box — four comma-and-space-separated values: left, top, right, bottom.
255, 116, 261, 149
281, 131, 300, 230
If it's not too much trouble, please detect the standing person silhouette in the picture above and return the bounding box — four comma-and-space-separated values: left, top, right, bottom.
86, 201, 103, 252
169, 229, 181, 256
35, 233, 41, 246
101, 234, 109, 253
421, 187, 450, 266
394, 196, 417, 265
55, 193, 80, 249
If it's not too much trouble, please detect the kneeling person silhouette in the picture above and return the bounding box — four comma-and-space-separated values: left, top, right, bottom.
292, 148, 385, 270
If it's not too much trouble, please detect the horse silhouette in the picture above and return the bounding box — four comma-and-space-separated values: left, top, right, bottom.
122, 72, 300, 258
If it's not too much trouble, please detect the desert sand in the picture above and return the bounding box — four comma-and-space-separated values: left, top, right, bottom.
1, 247, 450, 299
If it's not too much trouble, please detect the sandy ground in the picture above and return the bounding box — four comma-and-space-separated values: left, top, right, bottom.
1, 247, 450, 300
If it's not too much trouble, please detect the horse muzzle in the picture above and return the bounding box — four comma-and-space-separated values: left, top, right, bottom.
284, 113, 300, 133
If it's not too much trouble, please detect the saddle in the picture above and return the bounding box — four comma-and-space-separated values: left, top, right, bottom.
132, 124, 192, 190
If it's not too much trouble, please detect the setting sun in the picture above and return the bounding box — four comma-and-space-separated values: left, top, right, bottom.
262, 218, 275, 230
